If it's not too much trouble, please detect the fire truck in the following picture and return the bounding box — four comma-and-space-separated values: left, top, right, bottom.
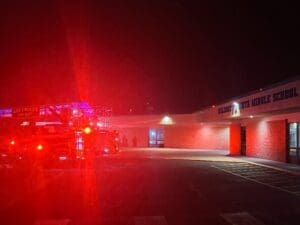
0, 103, 119, 167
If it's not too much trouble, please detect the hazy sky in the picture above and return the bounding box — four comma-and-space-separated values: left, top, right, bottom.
0, 0, 299, 114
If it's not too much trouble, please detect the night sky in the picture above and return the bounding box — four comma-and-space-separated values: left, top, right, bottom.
0, 0, 299, 114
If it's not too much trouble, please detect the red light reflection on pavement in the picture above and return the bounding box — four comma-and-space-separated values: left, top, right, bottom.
27, 163, 50, 219
80, 159, 100, 219
20, 161, 101, 221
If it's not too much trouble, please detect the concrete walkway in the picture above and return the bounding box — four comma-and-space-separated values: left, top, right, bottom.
121, 147, 300, 175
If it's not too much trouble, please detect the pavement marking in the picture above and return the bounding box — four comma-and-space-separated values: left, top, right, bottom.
134, 216, 168, 225
236, 160, 300, 176
212, 162, 300, 197
34, 219, 71, 225
221, 211, 265, 225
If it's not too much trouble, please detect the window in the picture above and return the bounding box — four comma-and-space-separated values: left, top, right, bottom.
289, 123, 297, 148
289, 122, 300, 164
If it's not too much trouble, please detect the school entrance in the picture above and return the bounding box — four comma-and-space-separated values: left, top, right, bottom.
148, 128, 164, 147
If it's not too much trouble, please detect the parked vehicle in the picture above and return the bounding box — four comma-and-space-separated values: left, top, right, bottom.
0, 103, 119, 168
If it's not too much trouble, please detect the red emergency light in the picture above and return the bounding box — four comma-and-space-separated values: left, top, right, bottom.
83, 127, 92, 134
36, 144, 44, 151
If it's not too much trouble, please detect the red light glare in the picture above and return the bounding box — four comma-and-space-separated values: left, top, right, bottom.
97, 122, 104, 127
36, 144, 43, 151
72, 109, 79, 115
83, 127, 92, 134
10, 140, 16, 145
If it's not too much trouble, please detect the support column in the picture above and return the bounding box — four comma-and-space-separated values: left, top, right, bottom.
229, 123, 241, 156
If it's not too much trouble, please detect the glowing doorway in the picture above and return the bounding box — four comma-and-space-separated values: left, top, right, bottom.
148, 128, 164, 147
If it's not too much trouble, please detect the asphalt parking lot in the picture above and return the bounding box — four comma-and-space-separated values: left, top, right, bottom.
0, 148, 299, 225
210, 161, 300, 195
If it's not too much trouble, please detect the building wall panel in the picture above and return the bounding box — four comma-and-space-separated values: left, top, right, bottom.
229, 124, 241, 155
118, 127, 149, 147
164, 125, 229, 149
247, 120, 287, 162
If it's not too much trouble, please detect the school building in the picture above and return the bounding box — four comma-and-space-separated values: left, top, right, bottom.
112, 77, 300, 165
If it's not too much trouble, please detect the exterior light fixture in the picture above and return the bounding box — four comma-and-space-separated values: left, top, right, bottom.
160, 115, 174, 125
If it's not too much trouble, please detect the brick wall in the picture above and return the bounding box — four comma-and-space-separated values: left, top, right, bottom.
164, 125, 229, 149
246, 119, 287, 162
118, 125, 229, 149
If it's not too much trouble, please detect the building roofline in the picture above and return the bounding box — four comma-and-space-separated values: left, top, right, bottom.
194, 75, 300, 113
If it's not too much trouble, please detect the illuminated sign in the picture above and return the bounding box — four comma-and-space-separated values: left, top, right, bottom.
0, 108, 12, 117
218, 87, 299, 115
231, 102, 240, 117
12, 106, 39, 118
